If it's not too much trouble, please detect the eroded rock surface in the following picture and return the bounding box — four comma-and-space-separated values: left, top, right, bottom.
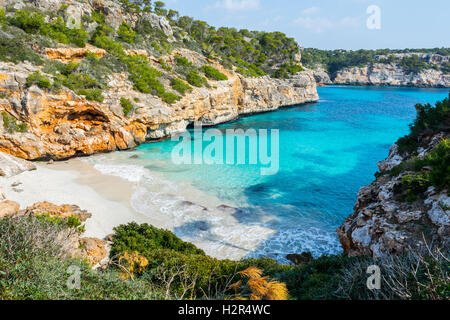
0, 151, 36, 177
22, 201, 93, 221
0, 59, 318, 160
338, 136, 450, 257
0, 200, 20, 217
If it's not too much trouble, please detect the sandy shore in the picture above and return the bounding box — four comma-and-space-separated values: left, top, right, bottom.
0, 158, 149, 239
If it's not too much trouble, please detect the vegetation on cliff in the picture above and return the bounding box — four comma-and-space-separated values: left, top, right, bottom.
302, 48, 450, 75
381, 95, 450, 202
0, 0, 306, 105
397, 95, 450, 154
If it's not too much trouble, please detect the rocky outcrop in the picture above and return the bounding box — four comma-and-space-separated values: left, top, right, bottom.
0, 57, 318, 160
139, 12, 175, 41
45, 46, 106, 63
0, 199, 20, 217
22, 201, 92, 221
333, 63, 449, 88
338, 135, 449, 258
74, 237, 108, 266
0, 151, 36, 177
310, 67, 332, 85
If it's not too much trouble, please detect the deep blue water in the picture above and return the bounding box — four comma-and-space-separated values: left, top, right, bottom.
119, 86, 449, 260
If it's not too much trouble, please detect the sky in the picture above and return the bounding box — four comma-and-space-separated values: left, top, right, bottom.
162, 0, 450, 50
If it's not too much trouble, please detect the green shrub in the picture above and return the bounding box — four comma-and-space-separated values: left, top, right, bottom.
0, 8, 6, 27
111, 223, 205, 258
91, 10, 106, 24
118, 22, 136, 44
26, 71, 51, 89
78, 88, 104, 102
66, 28, 89, 47
120, 97, 134, 116
158, 58, 172, 71
273, 62, 304, 79
161, 91, 180, 104
1, 112, 27, 133
414, 139, 450, 191
400, 55, 429, 74
0, 35, 43, 65
400, 173, 432, 201
397, 95, 450, 154
186, 69, 207, 87
12, 11, 88, 47
92, 33, 178, 104
175, 54, 192, 67
171, 78, 192, 95
35, 213, 84, 233
93, 34, 124, 57
200, 65, 228, 81
56, 72, 96, 91
11, 10, 45, 33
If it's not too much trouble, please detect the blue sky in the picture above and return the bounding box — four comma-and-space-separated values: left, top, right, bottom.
163, 0, 449, 50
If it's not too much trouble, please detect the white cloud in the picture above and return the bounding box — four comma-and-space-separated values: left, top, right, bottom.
293, 16, 362, 33
302, 6, 321, 15
215, 0, 261, 11
293, 17, 333, 33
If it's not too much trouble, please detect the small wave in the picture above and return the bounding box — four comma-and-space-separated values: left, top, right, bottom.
93, 163, 148, 183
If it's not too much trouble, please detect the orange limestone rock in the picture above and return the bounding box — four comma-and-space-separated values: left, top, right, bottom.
45, 45, 106, 63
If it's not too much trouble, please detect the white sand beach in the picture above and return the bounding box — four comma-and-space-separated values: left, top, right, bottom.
0, 158, 149, 239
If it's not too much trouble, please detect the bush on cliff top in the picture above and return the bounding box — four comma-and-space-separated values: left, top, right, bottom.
397, 94, 450, 154
393, 139, 450, 201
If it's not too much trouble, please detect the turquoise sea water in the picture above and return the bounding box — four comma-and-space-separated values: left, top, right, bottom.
91, 86, 449, 261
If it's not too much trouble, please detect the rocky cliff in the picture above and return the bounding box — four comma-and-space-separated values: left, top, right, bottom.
331, 63, 449, 88
338, 97, 450, 257
0, 58, 317, 160
310, 52, 450, 88
0, 0, 318, 160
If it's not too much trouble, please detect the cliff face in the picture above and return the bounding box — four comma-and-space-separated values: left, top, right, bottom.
0, 0, 318, 160
338, 133, 449, 258
332, 63, 450, 88
0, 58, 318, 160
311, 53, 450, 88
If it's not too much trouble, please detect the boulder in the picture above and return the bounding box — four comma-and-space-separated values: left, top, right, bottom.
23, 201, 92, 221
286, 252, 314, 265
0, 152, 36, 177
0, 200, 20, 218
139, 12, 175, 40
76, 237, 108, 266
